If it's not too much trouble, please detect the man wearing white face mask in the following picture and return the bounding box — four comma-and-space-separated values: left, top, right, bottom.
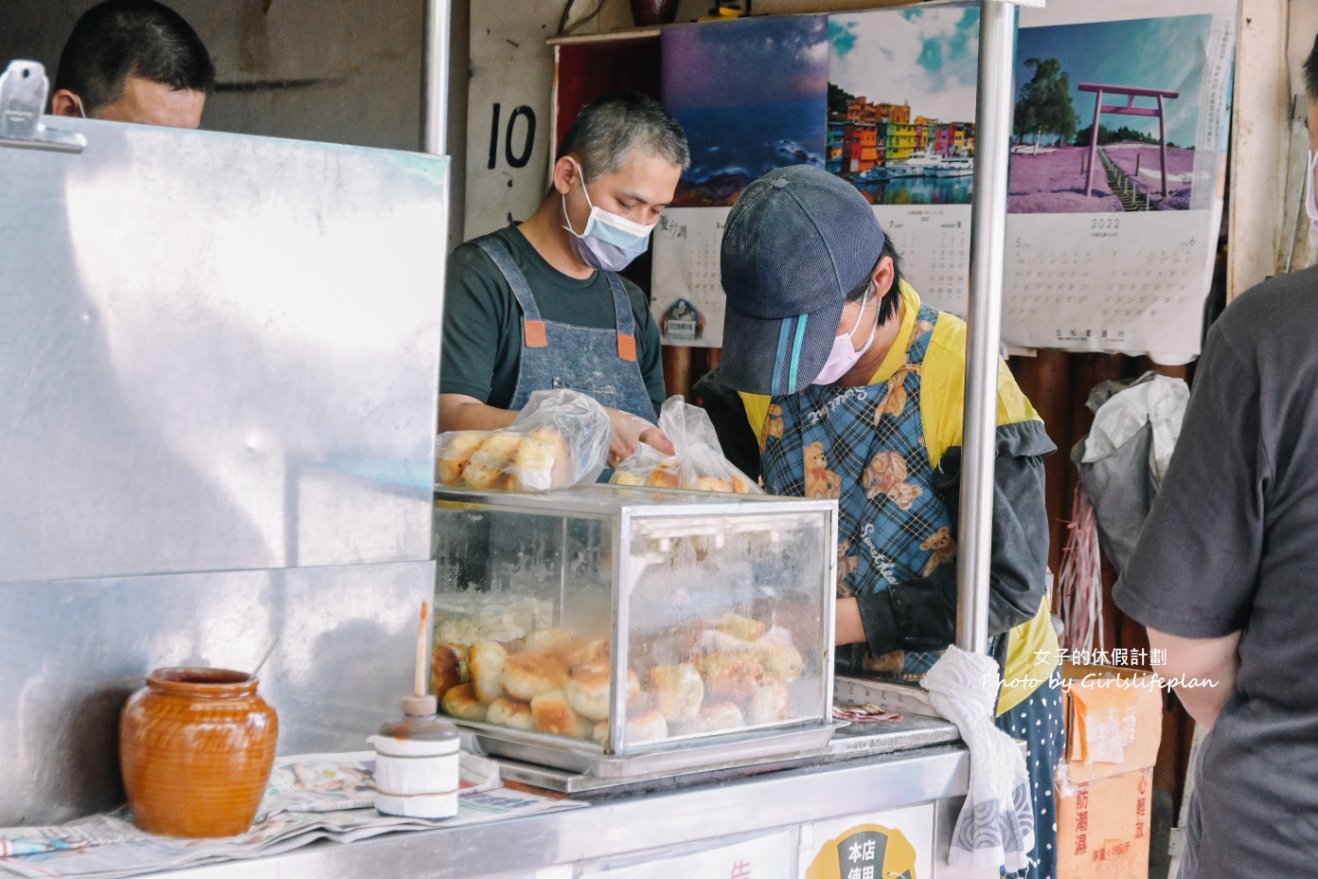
718, 165, 1063, 879
441, 93, 689, 465
1112, 33, 1318, 878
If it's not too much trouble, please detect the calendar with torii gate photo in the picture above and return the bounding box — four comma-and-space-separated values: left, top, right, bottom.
648, 0, 1236, 361
1002, 0, 1236, 360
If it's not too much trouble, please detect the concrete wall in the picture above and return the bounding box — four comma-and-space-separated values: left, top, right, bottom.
1229, 0, 1318, 297
0, 0, 469, 249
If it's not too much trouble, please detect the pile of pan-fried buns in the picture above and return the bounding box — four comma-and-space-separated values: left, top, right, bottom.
434, 612, 805, 745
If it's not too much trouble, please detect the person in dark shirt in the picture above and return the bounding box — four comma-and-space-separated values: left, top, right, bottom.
1113, 32, 1318, 878
441, 93, 688, 466
50, 0, 213, 129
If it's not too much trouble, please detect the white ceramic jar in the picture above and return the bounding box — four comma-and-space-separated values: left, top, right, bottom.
369, 694, 460, 819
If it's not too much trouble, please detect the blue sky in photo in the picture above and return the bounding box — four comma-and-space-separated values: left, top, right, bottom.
1015, 14, 1212, 147
829, 6, 980, 125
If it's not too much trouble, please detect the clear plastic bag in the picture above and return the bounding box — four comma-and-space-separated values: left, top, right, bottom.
611, 395, 762, 494
435, 389, 610, 492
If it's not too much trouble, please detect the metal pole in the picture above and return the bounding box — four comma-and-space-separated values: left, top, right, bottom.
423, 0, 451, 155
957, 0, 1019, 653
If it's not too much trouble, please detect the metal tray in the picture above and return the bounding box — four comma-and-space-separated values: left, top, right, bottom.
459, 720, 839, 778
488, 715, 960, 795
825, 712, 960, 758
834, 675, 940, 717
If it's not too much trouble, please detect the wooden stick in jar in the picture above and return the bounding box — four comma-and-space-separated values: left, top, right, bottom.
415, 600, 429, 698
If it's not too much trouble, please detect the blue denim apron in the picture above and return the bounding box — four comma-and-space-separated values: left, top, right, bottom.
764, 303, 1061, 876
761, 304, 951, 680
476, 238, 657, 421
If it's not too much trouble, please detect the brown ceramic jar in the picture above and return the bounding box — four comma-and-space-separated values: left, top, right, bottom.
120, 667, 279, 837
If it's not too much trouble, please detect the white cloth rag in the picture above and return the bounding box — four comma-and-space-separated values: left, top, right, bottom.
922, 645, 1036, 875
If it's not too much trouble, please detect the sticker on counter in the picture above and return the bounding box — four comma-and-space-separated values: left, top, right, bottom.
800, 804, 933, 879
805, 825, 916, 879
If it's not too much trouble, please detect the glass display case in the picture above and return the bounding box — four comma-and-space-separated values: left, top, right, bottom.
432, 485, 838, 776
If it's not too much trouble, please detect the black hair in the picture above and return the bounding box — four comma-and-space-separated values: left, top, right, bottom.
54, 0, 214, 115
1306, 31, 1318, 101
846, 234, 905, 327
556, 92, 690, 181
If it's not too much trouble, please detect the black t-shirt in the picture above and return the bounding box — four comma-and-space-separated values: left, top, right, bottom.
441, 224, 666, 413
1114, 263, 1318, 874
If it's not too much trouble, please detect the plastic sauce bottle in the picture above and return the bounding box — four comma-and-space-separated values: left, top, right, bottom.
368, 694, 460, 818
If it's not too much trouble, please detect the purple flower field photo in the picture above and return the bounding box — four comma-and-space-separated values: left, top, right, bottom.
1008, 14, 1212, 215
1009, 142, 1196, 213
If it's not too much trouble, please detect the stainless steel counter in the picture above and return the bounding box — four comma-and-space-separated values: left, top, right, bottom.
148, 742, 972, 879
0, 98, 449, 825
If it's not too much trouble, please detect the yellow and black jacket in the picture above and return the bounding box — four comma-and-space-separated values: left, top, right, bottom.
740, 282, 1059, 714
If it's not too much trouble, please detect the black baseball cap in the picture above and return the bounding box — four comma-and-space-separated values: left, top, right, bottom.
719, 165, 884, 396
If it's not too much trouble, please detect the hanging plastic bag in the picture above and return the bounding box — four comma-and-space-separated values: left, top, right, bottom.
1079, 373, 1188, 484
611, 395, 762, 494
1057, 373, 1188, 650
435, 389, 611, 492
1073, 373, 1188, 571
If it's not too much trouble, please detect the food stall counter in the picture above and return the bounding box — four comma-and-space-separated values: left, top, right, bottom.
146, 742, 973, 879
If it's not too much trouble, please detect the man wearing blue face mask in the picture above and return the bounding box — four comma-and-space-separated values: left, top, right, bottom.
718, 165, 1063, 879
441, 93, 689, 465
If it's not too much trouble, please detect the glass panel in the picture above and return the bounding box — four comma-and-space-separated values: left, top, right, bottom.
432, 490, 833, 758
621, 512, 828, 751
433, 501, 613, 746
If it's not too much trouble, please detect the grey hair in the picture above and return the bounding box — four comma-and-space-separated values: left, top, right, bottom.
556, 92, 690, 181
1306, 32, 1318, 100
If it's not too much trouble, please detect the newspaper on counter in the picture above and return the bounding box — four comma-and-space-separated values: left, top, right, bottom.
254, 748, 500, 817
0, 751, 582, 879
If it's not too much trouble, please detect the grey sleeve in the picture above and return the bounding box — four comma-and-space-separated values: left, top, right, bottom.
1114, 326, 1265, 638
856, 421, 1054, 655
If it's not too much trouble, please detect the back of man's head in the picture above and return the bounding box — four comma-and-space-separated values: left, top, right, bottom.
54, 0, 214, 117
557, 92, 690, 182
1306, 31, 1318, 101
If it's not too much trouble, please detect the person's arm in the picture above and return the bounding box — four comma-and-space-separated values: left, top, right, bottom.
1114, 321, 1264, 715
836, 595, 866, 645
439, 394, 518, 431
1147, 628, 1240, 730
845, 423, 1054, 654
